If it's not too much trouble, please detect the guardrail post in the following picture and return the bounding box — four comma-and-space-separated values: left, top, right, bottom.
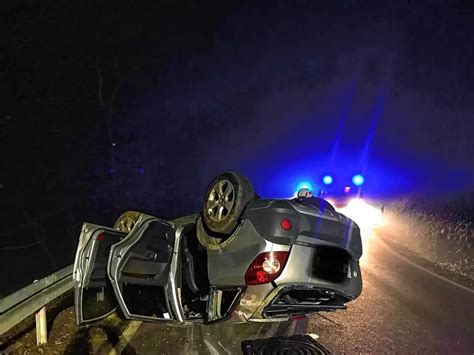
35, 306, 47, 345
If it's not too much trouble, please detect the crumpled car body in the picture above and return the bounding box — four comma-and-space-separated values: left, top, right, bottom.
73, 196, 362, 326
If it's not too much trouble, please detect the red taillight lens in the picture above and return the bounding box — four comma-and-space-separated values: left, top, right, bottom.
244, 251, 289, 285
280, 219, 292, 231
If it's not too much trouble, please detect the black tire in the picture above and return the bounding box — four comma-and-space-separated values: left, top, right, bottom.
202, 171, 254, 235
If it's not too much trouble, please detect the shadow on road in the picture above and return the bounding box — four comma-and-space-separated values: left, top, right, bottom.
119, 319, 311, 354
64, 324, 137, 355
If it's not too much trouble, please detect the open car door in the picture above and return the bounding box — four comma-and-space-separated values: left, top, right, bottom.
73, 223, 126, 324
108, 217, 177, 322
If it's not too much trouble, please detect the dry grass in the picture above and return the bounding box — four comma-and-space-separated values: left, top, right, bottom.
387, 197, 474, 280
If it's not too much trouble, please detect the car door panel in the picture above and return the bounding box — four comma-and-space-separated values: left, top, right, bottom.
108, 218, 176, 321
73, 223, 126, 324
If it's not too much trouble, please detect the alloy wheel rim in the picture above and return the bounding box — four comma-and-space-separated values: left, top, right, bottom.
206, 179, 235, 222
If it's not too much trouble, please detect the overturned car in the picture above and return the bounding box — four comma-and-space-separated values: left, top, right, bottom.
73, 172, 362, 326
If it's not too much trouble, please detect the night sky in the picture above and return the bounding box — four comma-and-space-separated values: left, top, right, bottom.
1, 1, 473, 292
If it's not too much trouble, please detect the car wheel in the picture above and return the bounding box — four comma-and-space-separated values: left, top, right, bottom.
114, 211, 140, 233
202, 171, 254, 235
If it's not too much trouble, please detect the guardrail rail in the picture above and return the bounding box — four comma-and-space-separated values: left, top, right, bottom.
0, 264, 73, 336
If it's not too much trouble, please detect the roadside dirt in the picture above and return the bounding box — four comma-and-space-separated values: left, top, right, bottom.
3, 307, 131, 355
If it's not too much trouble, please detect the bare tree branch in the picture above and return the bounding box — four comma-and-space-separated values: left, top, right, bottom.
95, 58, 105, 107
108, 83, 119, 117
0, 239, 45, 251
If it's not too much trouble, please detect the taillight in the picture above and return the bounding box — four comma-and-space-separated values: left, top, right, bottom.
244, 251, 289, 285
280, 219, 292, 231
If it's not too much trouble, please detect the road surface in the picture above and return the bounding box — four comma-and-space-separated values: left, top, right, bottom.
6, 228, 474, 354
99, 228, 474, 353
307, 229, 474, 353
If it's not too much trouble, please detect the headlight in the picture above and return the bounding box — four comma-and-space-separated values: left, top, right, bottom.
341, 199, 384, 227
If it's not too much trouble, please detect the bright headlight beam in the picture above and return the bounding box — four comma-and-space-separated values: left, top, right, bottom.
339, 198, 384, 227
335, 199, 386, 266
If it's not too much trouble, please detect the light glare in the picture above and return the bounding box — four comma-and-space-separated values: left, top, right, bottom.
352, 174, 365, 186
296, 181, 313, 192
322, 175, 333, 185
340, 198, 384, 227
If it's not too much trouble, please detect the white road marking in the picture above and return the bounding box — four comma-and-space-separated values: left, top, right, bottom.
376, 234, 474, 295
204, 339, 221, 355
109, 320, 142, 355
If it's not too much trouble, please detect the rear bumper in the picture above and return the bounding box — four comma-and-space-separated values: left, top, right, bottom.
226, 243, 362, 323
275, 244, 362, 297
227, 281, 359, 323
252, 284, 351, 320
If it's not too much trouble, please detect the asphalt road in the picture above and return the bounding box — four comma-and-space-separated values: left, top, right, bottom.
307, 229, 474, 353
101, 228, 473, 354
8, 227, 472, 354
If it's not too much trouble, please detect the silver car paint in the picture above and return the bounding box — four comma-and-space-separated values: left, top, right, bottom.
288, 199, 355, 225
73, 223, 121, 323
275, 243, 362, 298
206, 219, 290, 287
106, 214, 199, 323
108, 216, 177, 323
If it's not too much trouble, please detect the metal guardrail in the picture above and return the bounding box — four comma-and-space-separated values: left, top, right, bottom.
0, 265, 73, 335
